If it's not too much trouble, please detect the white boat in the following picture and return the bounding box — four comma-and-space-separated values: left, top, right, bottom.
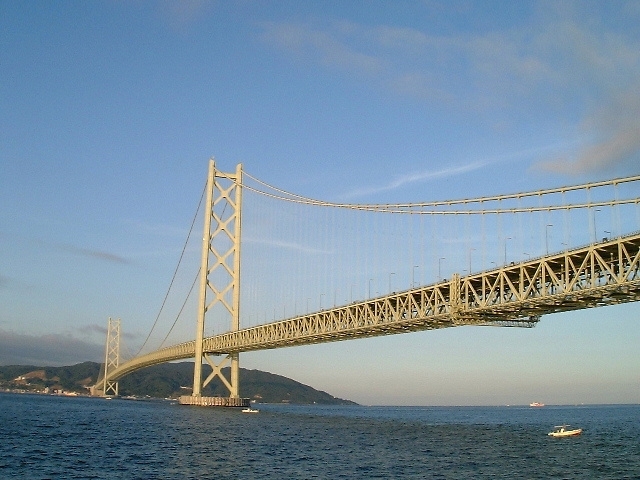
529, 402, 545, 407
548, 425, 582, 437
242, 408, 259, 413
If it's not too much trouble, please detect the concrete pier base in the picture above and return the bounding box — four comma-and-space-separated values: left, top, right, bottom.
178, 395, 250, 407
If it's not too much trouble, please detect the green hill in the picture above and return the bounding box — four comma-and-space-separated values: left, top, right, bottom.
0, 362, 356, 405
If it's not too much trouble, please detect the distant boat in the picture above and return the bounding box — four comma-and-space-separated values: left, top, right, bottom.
242, 408, 259, 413
529, 402, 545, 407
548, 425, 582, 437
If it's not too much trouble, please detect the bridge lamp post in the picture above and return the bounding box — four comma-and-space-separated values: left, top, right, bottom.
504, 237, 512, 264
412, 265, 419, 288
320, 293, 325, 310
468, 248, 475, 274
593, 208, 601, 243
604, 230, 611, 241
545, 224, 553, 254
438, 257, 445, 281
524, 252, 530, 261
389, 272, 396, 292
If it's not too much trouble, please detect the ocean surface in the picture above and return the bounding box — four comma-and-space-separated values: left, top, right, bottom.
1, 393, 638, 479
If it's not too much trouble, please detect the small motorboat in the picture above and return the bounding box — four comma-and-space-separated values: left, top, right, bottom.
548, 425, 582, 437
241, 408, 259, 413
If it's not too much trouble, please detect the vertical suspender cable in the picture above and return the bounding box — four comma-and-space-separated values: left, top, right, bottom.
562, 190, 569, 251
516, 196, 523, 262
614, 182, 621, 238
481, 202, 486, 271
587, 187, 598, 243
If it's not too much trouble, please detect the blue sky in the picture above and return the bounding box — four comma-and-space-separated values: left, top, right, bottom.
1, 1, 639, 405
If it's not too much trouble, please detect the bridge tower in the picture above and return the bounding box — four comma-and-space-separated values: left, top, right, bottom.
102, 317, 120, 396
179, 160, 249, 407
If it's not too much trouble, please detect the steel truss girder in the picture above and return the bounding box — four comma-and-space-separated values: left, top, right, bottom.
102, 232, 640, 383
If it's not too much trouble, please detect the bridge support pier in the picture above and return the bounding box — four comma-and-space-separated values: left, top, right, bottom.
178, 395, 249, 407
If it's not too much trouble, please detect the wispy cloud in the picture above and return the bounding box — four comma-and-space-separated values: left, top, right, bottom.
157, 0, 213, 32
76, 323, 139, 341
55, 243, 130, 264
244, 237, 332, 255
260, 18, 556, 109
341, 161, 489, 200
0, 231, 130, 265
340, 141, 578, 200
261, 6, 640, 176
77, 324, 107, 336
261, 21, 384, 74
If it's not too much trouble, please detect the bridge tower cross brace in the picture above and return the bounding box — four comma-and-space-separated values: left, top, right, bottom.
192, 160, 243, 399
103, 317, 120, 396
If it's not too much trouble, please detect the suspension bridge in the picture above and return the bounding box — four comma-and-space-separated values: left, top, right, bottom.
93, 161, 640, 406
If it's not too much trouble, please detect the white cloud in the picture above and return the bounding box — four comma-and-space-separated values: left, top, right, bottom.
534, 86, 640, 175
535, 126, 640, 175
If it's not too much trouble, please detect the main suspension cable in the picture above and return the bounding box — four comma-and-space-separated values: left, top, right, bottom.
242, 171, 640, 213
158, 267, 200, 349
136, 181, 207, 355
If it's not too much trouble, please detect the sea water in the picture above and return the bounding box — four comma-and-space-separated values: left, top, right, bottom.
1, 393, 638, 479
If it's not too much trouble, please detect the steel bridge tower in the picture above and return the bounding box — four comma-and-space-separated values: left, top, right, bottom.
102, 317, 120, 396
179, 160, 249, 407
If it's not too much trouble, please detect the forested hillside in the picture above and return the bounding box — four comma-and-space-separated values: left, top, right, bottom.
0, 362, 356, 404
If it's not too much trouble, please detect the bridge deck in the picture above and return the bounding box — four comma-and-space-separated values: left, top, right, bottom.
102, 232, 640, 382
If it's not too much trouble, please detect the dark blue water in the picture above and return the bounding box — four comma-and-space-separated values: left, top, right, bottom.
1, 394, 638, 479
